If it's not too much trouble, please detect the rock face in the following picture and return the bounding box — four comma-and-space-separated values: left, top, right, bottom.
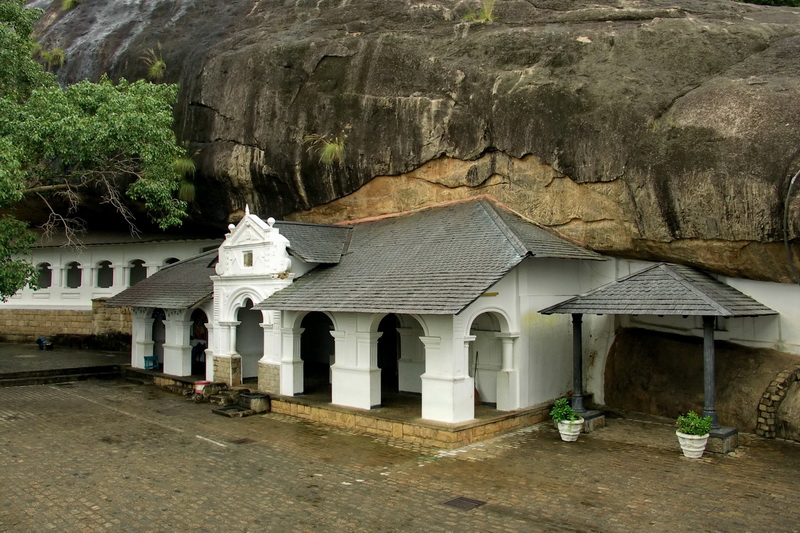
30, 0, 800, 282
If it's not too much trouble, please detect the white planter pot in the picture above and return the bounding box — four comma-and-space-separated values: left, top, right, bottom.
676, 431, 709, 459
557, 419, 585, 442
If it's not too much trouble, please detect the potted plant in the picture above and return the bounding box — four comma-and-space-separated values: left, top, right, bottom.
675, 410, 713, 459
550, 397, 584, 442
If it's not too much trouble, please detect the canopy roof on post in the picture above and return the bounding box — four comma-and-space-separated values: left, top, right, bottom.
540, 263, 777, 431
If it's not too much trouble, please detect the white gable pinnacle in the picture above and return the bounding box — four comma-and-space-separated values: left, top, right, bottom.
215, 210, 291, 278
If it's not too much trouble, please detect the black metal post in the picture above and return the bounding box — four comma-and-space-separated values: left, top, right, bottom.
572, 313, 585, 413
702, 315, 720, 429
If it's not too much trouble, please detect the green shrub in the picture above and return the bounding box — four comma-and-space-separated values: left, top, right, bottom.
141, 47, 166, 81
550, 397, 580, 423
62, 0, 82, 11
676, 410, 712, 435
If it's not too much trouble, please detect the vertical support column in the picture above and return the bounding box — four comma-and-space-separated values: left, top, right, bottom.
703, 315, 719, 429
162, 310, 192, 376
280, 327, 304, 396
257, 312, 281, 394
420, 335, 475, 423
213, 321, 241, 385
397, 327, 424, 393
571, 313, 586, 414
495, 332, 520, 411
330, 330, 382, 409
144, 262, 160, 277
111, 263, 125, 291
130, 308, 154, 369
204, 322, 215, 380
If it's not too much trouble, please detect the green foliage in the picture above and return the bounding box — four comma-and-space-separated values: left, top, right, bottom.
0, 216, 37, 301
304, 125, 350, 166
173, 156, 196, 202
141, 46, 166, 81
61, 0, 82, 11
0, 1, 190, 299
38, 47, 65, 70
676, 411, 712, 436
464, 0, 496, 22
549, 397, 580, 423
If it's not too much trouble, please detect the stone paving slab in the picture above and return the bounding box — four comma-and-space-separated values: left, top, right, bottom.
0, 343, 129, 373
1, 381, 799, 532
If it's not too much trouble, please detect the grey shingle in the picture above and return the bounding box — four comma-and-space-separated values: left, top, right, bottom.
104, 250, 217, 309
275, 221, 350, 264
258, 198, 602, 315
540, 263, 777, 317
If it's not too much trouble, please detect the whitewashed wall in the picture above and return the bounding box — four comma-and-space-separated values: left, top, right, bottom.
4, 239, 221, 310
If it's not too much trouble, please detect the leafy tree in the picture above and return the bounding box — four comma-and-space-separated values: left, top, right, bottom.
0, 0, 189, 300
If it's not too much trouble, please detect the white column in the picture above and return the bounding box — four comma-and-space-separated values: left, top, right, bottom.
131, 308, 153, 369
204, 323, 215, 380
397, 327, 424, 393
111, 263, 125, 291
279, 327, 304, 396
331, 330, 382, 409
495, 332, 520, 411
144, 262, 160, 277
420, 334, 475, 423
162, 310, 192, 376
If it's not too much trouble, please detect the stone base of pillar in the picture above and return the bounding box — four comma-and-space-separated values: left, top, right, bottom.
580, 410, 606, 433
708, 426, 738, 453
421, 374, 474, 423
258, 361, 280, 394
212, 354, 242, 385
331, 365, 380, 409
495, 369, 520, 411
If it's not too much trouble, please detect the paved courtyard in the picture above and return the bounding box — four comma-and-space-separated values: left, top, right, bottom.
1, 380, 799, 532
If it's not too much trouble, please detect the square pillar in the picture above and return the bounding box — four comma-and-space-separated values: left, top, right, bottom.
420, 336, 475, 423
495, 332, 520, 411
330, 330, 382, 409
131, 308, 154, 369
279, 327, 304, 396
162, 311, 191, 376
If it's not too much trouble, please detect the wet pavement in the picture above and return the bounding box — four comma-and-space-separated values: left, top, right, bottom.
1, 378, 799, 532
0, 342, 129, 373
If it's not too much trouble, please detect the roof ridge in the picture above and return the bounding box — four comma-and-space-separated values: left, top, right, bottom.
477, 199, 529, 256
660, 264, 732, 316
332, 194, 498, 226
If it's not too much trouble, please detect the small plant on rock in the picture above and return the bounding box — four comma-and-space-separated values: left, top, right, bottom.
62, 0, 82, 11
676, 410, 712, 436
303, 125, 350, 166
141, 45, 166, 81
464, 0, 496, 23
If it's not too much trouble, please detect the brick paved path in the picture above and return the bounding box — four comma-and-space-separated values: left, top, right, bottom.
1, 381, 799, 532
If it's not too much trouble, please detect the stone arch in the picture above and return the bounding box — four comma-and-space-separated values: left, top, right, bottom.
235, 298, 263, 380
151, 308, 166, 369
463, 307, 512, 337
466, 310, 514, 407
300, 311, 335, 395
96, 260, 113, 288
129, 259, 147, 286
37, 262, 52, 289
190, 308, 209, 375
65, 261, 82, 289
225, 288, 266, 323
286, 310, 338, 332
755, 364, 800, 439
163, 257, 180, 266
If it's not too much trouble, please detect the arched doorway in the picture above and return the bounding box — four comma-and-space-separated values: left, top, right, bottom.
378, 314, 401, 395
190, 309, 209, 376
129, 259, 147, 286
300, 312, 334, 396
236, 299, 263, 380
96, 260, 113, 288
470, 313, 503, 406
151, 308, 166, 370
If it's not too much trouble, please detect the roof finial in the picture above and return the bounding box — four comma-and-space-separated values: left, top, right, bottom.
245, 204, 250, 216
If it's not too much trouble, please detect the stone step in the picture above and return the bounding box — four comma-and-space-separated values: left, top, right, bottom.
0, 366, 122, 387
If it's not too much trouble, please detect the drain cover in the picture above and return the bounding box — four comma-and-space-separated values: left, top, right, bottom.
443, 497, 486, 511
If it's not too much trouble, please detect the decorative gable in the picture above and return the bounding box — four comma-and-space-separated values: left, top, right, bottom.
215, 206, 291, 278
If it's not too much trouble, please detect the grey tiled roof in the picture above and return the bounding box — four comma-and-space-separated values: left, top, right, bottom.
275, 221, 350, 264
104, 250, 217, 309
540, 263, 777, 317
258, 198, 602, 315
